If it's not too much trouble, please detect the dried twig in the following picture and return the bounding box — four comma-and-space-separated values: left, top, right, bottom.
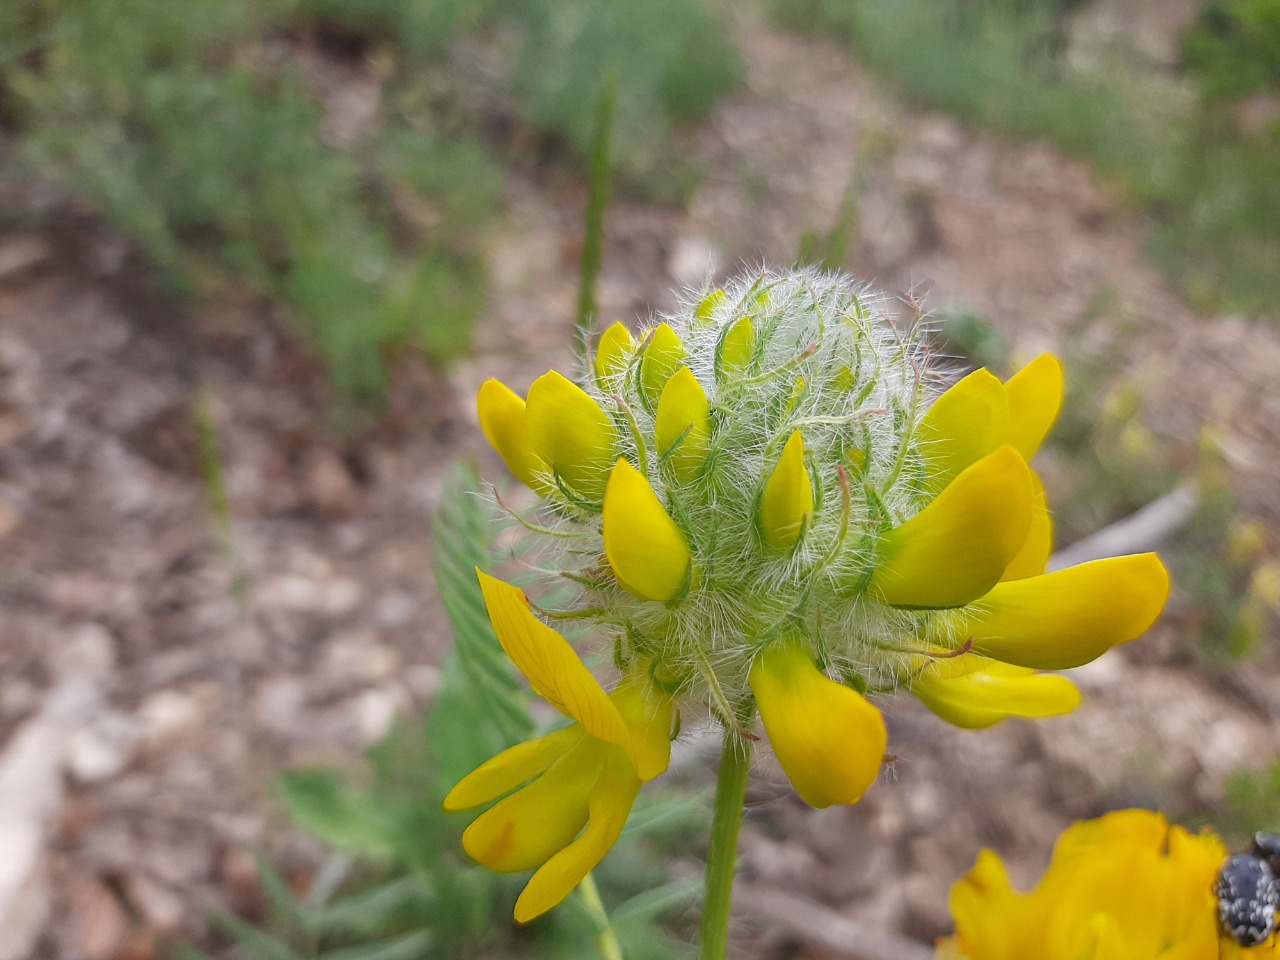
1048, 481, 1199, 571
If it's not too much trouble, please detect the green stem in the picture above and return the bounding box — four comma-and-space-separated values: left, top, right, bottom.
699, 730, 752, 960
579, 872, 625, 960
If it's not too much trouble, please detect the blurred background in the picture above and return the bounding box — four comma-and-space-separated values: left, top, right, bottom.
1, 0, 1278, 957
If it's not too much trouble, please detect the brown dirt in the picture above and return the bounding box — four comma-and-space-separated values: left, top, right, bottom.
1, 10, 1278, 960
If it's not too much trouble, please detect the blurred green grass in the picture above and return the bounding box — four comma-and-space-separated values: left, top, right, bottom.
0, 0, 740, 400
770, 0, 1280, 318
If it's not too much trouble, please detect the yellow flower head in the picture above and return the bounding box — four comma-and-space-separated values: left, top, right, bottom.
939, 809, 1280, 960
469, 267, 1168, 839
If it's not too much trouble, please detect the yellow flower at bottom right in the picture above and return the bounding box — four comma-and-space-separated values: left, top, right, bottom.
938, 810, 1279, 960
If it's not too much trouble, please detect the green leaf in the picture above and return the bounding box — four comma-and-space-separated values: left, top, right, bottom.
316, 930, 435, 960
309, 875, 438, 940
207, 909, 303, 960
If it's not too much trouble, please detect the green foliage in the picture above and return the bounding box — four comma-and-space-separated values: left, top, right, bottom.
3, 0, 739, 399
769, 0, 1280, 316
189, 466, 700, 959
1220, 760, 1280, 847
1183, 0, 1280, 100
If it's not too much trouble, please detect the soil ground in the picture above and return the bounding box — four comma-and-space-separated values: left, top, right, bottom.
2, 10, 1278, 960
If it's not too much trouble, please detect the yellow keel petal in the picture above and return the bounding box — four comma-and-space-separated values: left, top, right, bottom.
1004, 353, 1063, 461
910, 656, 1081, 729
640, 323, 686, 409
477, 379, 552, 494
759, 430, 813, 551
871, 445, 1033, 608
526, 370, 617, 500
476, 571, 630, 746
749, 644, 886, 808
920, 368, 1010, 486
462, 738, 605, 873
961, 553, 1171, 670
602, 459, 692, 602
655, 367, 711, 481
594, 322, 635, 385
611, 674, 674, 782
515, 749, 642, 922
1001, 471, 1053, 581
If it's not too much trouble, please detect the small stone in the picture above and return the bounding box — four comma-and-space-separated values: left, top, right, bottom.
67, 878, 131, 960
353, 687, 404, 745
138, 689, 206, 744
68, 712, 137, 784
255, 676, 306, 734
123, 873, 185, 934
374, 591, 415, 628
55, 623, 117, 678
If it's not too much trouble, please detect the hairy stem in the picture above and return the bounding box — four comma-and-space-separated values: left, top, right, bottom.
699, 729, 752, 960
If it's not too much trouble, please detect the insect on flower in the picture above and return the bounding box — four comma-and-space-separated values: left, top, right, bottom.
1217, 833, 1280, 947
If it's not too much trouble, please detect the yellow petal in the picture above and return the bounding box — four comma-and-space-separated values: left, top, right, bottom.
594, 322, 635, 386
871, 445, 1033, 609
515, 748, 642, 922
748, 644, 886, 808
910, 656, 1081, 729
611, 673, 674, 782
639, 323, 686, 409
477, 379, 552, 494
1005, 353, 1063, 461
759, 430, 813, 551
462, 737, 605, 872
525, 370, 617, 500
477, 571, 630, 746
654, 367, 711, 482
961, 553, 1171, 670
1001, 471, 1053, 581
718, 316, 755, 377
444, 725, 585, 811
695, 288, 726, 322
602, 459, 692, 602
919, 368, 1010, 487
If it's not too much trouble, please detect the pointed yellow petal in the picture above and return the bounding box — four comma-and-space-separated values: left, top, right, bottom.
695, 288, 726, 322
602, 459, 692, 602
525, 370, 617, 500
462, 737, 605, 872
514, 749, 642, 922
919, 368, 1010, 486
654, 367, 711, 482
1001, 471, 1053, 581
1004, 353, 1063, 461
477, 379, 552, 494
718, 316, 755, 377
749, 644, 886, 808
444, 725, 585, 811
477, 571, 630, 746
611, 674, 674, 782
594, 322, 634, 385
639, 323, 686, 409
961, 553, 1171, 670
910, 656, 1081, 729
871, 445, 1033, 608
759, 430, 813, 551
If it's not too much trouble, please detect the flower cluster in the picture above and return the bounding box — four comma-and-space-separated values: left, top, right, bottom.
939, 809, 1279, 959
452, 268, 1170, 919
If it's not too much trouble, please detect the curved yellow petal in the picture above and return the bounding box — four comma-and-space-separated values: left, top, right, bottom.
477, 379, 552, 494
602, 459, 692, 602
1005, 353, 1064, 461
655, 367, 711, 482
718, 316, 755, 377
476, 571, 630, 746
444, 724, 585, 811
462, 737, 605, 873
695, 288, 726, 322
919, 368, 1010, 487
759, 430, 813, 551
611, 673, 674, 782
749, 644, 886, 808
1001, 471, 1053, 581
594, 322, 635, 386
639, 323, 686, 409
962, 553, 1171, 670
515, 749, 642, 922
870, 445, 1033, 609
526, 370, 617, 500
910, 656, 1081, 729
